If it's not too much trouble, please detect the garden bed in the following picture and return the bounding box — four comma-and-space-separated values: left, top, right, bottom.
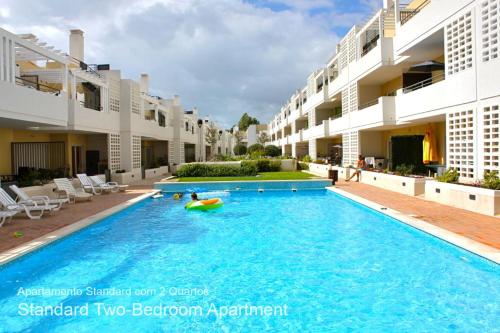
425, 181, 500, 216
144, 166, 169, 179
178, 172, 314, 182
306, 163, 331, 177
358, 170, 426, 196
111, 170, 141, 184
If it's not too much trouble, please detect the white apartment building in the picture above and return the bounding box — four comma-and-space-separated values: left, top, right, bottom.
0, 27, 232, 182
268, 0, 500, 182
247, 124, 269, 146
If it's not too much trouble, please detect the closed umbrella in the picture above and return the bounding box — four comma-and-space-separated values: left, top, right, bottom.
423, 124, 438, 164
409, 61, 444, 72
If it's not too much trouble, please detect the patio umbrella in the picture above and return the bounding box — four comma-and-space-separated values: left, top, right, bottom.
423, 124, 438, 164
409, 60, 445, 72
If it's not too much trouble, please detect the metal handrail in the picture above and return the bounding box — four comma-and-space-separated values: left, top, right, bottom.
403, 72, 445, 94
15, 76, 61, 94
361, 34, 380, 57
79, 100, 103, 111
400, 0, 430, 25
358, 98, 380, 110
70, 56, 103, 79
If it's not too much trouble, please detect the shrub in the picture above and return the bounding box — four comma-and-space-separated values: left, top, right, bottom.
482, 171, 500, 190
176, 163, 257, 177
436, 168, 459, 183
240, 161, 258, 175
241, 159, 281, 172
301, 155, 312, 163
313, 159, 325, 164
297, 162, 309, 170
233, 144, 247, 155
248, 143, 265, 154
213, 154, 239, 161
264, 145, 281, 157
395, 164, 415, 177
249, 151, 264, 160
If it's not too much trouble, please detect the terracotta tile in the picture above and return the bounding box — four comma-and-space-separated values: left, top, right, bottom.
0, 187, 152, 253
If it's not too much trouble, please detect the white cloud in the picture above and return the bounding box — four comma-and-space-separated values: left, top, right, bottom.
0, 7, 10, 18
0, 0, 374, 127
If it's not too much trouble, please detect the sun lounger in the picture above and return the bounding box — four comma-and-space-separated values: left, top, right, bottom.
0, 211, 18, 227
9, 185, 69, 211
53, 178, 93, 203
0, 188, 56, 220
90, 175, 129, 192
77, 174, 112, 195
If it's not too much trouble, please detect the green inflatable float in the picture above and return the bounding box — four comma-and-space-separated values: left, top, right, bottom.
185, 198, 223, 211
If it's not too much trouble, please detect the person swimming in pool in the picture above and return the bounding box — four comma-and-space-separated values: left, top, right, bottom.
191, 192, 198, 201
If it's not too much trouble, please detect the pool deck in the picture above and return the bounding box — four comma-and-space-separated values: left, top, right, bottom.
334, 180, 500, 250
0, 186, 156, 255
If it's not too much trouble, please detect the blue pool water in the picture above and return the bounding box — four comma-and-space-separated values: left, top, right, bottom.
0, 190, 499, 332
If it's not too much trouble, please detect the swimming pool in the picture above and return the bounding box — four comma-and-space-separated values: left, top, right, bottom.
0, 189, 499, 332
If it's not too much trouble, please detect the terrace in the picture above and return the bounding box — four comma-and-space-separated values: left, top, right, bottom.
0, 29, 69, 127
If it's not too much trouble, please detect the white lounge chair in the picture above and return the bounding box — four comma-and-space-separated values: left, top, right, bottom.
90, 175, 128, 192
0, 188, 55, 220
9, 185, 69, 211
53, 178, 93, 203
0, 211, 18, 227
77, 174, 112, 195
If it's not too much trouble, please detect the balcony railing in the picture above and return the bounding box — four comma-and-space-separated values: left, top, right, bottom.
403, 72, 445, 94
79, 100, 103, 111
358, 98, 380, 110
15, 76, 60, 95
400, 0, 430, 25
361, 34, 380, 57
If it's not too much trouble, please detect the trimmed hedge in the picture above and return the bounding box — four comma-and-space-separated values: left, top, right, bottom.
264, 145, 281, 157
233, 144, 247, 155
176, 163, 257, 177
241, 159, 281, 172
248, 143, 265, 154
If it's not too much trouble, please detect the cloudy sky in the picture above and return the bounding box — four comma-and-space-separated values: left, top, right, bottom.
0, 0, 380, 128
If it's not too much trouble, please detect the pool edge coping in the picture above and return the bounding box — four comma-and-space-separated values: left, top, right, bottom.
0, 190, 160, 266
154, 179, 328, 185
326, 186, 500, 265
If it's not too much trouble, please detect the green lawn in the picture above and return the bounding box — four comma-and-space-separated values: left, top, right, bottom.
178, 171, 316, 182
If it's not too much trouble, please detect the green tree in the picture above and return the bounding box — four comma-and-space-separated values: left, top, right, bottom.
205, 122, 219, 158
257, 132, 270, 145
234, 130, 244, 145
238, 113, 260, 131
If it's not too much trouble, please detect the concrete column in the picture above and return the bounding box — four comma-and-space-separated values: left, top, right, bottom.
292, 143, 297, 158
309, 139, 317, 160
62, 64, 68, 92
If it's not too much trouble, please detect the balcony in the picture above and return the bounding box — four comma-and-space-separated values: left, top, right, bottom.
394, 0, 470, 54
303, 121, 329, 140
69, 100, 120, 133
302, 89, 328, 113
399, 0, 431, 26
328, 115, 349, 136
133, 114, 174, 141
350, 96, 396, 130
328, 69, 348, 98
395, 70, 476, 122
0, 79, 68, 126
